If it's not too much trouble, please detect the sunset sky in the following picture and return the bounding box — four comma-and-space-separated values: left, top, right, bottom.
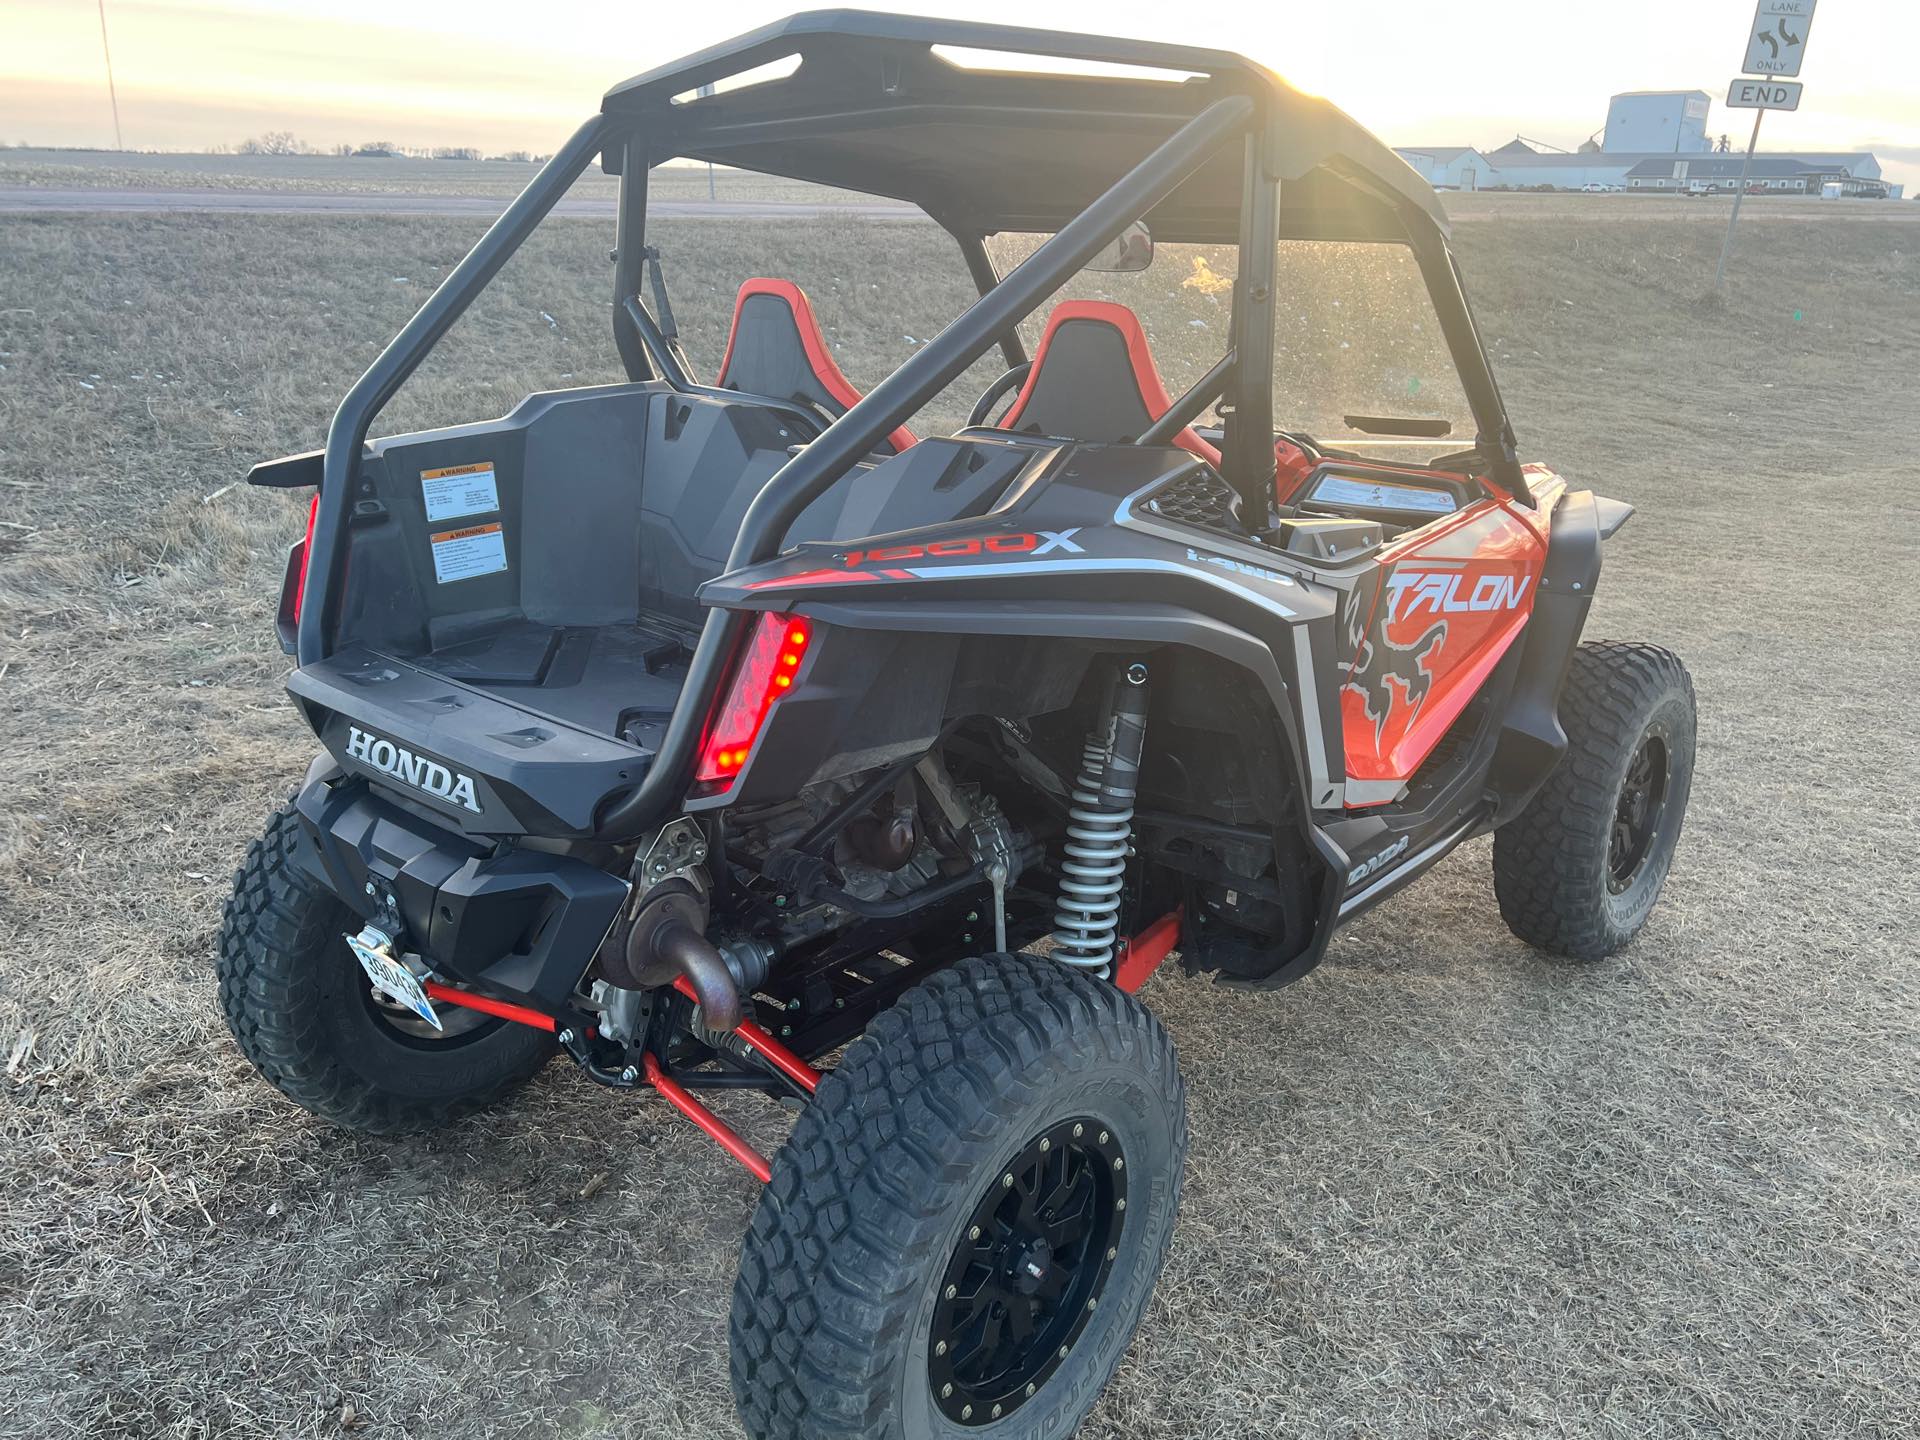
7, 0, 1917, 189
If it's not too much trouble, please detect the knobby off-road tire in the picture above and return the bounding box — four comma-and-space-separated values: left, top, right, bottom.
216, 806, 553, 1134
1494, 641, 1697, 960
730, 953, 1187, 1440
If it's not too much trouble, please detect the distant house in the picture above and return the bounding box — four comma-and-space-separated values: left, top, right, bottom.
1392, 146, 1495, 191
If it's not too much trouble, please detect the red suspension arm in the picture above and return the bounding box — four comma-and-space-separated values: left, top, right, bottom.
424, 980, 559, 1032
642, 1054, 773, 1183
672, 976, 822, 1094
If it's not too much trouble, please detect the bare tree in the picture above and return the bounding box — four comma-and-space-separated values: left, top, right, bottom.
237, 131, 307, 156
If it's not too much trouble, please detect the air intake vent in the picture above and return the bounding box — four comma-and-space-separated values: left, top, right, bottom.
1147, 467, 1241, 533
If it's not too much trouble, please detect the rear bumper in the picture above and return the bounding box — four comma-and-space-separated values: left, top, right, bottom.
292, 759, 629, 1007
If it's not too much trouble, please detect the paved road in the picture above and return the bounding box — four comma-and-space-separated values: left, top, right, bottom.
5, 185, 1911, 227
0, 186, 923, 220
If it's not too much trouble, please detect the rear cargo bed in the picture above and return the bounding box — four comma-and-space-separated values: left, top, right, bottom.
286, 625, 686, 836
412, 617, 692, 749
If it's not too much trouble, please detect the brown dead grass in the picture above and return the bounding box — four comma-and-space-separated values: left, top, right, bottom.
1, 206, 1917, 1440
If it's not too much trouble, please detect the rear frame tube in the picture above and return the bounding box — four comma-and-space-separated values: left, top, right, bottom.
298, 115, 616, 666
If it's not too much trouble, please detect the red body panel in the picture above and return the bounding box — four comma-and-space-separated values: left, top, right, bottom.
1339, 492, 1550, 801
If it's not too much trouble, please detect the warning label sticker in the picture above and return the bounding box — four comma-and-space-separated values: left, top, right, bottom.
430, 522, 508, 584
421, 462, 500, 523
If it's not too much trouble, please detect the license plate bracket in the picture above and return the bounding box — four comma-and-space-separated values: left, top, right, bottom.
346, 927, 443, 1032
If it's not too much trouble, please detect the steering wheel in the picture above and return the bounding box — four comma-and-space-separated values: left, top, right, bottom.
966, 362, 1032, 429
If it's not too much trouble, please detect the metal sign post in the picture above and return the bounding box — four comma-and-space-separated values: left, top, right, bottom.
1713, 107, 1768, 291
1716, 0, 1817, 291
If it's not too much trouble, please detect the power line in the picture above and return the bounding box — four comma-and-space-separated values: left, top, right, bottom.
97, 0, 123, 150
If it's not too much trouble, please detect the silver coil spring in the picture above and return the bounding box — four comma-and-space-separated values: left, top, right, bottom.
1050, 729, 1132, 976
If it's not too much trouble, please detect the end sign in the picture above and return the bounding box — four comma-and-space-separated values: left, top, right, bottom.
1744, 0, 1816, 78
1727, 78, 1803, 111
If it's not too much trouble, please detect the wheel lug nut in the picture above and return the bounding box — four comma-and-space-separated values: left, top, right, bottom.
1113, 1158, 1123, 1171
1002, 1173, 1014, 1187
945, 1284, 957, 1299
1073, 1123, 1084, 1138
1059, 1344, 1070, 1358
1039, 1138, 1050, 1152
935, 1340, 947, 1356
1116, 1198, 1126, 1211
991, 1404, 1003, 1418
969, 1225, 981, 1241
941, 1383, 953, 1398
961, 1405, 972, 1420
1025, 1383, 1036, 1396
1098, 1130, 1109, 1144
1087, 1297, 1098, 1311
1107, 1247, 1118, 1260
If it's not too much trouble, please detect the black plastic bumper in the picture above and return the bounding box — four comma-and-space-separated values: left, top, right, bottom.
292, 760, 629, 1008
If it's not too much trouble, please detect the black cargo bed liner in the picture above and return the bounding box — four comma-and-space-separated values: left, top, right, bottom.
413, 617, 692, 749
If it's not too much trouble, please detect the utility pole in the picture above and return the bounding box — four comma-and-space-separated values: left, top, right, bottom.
96, 0, 124, 150
699, 84, 717, 200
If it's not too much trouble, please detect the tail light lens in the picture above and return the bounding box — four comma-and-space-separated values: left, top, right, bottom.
291, 493, 320, 621
696, 612, 813, 784
276, 493, 321, 654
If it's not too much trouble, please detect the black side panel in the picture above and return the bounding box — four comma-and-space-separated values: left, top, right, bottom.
520, 395, 650, 626
1007, 319, 1157, 443
634, 394, 805, 623
785, 438, 1033, 550
1487, 488, 1603, 823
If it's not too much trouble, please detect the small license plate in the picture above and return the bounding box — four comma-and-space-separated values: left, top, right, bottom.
346, 929, 443, 1032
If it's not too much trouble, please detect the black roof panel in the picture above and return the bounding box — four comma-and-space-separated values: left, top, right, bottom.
602, 10, 1445, 243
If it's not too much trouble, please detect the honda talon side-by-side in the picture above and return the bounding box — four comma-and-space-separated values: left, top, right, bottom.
218, 13, 1696, 1438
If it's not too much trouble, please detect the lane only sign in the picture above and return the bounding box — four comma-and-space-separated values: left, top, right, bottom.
1727, 78, 1803, 111
1743, 0, 1816, 78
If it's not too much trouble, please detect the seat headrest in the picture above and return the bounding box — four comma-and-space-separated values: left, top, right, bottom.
999, 300, 1220, 466
715, 279, 914, 455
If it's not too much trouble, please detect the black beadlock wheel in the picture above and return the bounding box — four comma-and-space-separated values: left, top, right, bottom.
728, 953, 1187, 1440
1493, 641, 1697, 960
215, 804, 554, 1134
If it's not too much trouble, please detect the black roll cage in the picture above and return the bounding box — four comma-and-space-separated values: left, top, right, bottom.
297, 17, 1525, 845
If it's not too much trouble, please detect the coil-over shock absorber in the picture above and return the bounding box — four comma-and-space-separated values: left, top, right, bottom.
1051, 663, 1149, 977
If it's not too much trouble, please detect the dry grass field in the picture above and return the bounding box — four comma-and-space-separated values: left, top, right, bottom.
1, 194, 1917, 1440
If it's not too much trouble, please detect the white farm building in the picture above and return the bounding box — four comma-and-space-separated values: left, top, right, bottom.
1394, 89, 1895, 197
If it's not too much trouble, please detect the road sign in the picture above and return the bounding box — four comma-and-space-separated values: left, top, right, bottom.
1727, 78, 1804, 111
1743, 0, 1816, 78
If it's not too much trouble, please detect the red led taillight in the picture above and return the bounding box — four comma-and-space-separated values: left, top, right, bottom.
695, 612, 813, 783
291, 492, 320, 621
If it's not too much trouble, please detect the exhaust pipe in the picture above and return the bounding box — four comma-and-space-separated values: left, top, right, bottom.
620, 880, 772, 1032
648, 918, 744, 1031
